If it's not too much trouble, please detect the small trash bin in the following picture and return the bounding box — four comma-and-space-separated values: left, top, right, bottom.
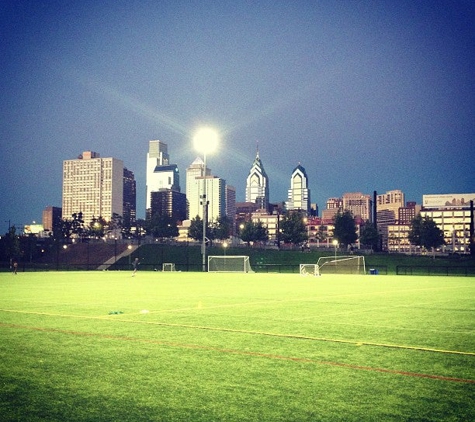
369, 269, 378, 275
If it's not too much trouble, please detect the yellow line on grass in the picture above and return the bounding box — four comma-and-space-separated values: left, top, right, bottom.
1, 307, 474, 356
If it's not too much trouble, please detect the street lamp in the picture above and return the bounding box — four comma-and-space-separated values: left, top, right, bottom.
223, 241, 228, 256
333, 239, 338, 261
128, 244, 132, 267
194, 127, 219, 272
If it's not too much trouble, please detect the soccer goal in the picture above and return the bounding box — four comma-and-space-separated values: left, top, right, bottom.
208, 256, 254, 273
300, 264, 320, 277
316, 255, 366, 275
162, 263, 176, 272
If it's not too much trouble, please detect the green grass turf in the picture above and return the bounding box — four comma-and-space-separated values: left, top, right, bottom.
0, 271, 474, 421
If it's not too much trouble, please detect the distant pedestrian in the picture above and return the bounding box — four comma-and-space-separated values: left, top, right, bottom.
132, 258, 140, 276
11, 258, 18, 275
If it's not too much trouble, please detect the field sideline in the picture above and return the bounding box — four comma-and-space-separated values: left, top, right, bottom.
1, 271, 474, 421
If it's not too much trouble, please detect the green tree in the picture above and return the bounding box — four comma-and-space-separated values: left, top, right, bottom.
145, 214, 178, 238
20, 233, 39, 262
188, 216, 213, 244
359, 220, 380, 251
3, 226, 21, 260
108, 213, 123, 237
59, 213, 85, 240
70, 212, 85, 238
279, 212, 307, 246
316, 224, 327, 242
88, 216, 107, 238
239, 221, 254, 246
212, 216, 232, 241
408, 214, 423, 247
333, 210, 358, 248
253, 221, 269, 244
239, 220, 269, 246
409, 214, 445, 257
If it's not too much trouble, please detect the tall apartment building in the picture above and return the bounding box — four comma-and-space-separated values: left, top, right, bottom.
206, 177, 226, 222
187, 174, 226, 222
321, 197, 343, 222
375, 190, 405, 250
226, 185, 236, 233
421, 193, 474, 254
388, 194, 474, 254
146, 141, 180, 213
245, 150, 269, 210
286, 164, 311, 214
186, 157, 211, 220
399, 202, 419, 224
123, 168, 137, 227
342, 192, 372, 222
150, 190, 187, 222
387, 202, 420, 253
376, 190, 405, 216
42, 206, 62, 232
62, 151, 124, 225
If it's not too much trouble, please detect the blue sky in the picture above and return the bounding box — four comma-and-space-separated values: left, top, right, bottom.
1, 0, 474, 233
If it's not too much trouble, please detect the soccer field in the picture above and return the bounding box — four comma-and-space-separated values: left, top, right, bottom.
0, 271, 474, 421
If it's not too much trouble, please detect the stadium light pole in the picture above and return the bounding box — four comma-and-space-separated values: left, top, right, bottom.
194, 127, 219, 272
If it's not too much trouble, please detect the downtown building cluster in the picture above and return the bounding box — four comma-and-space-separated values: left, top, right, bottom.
40, 141, 474, 254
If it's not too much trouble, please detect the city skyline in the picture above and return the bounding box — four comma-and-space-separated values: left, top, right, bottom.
1, 0, 474, 233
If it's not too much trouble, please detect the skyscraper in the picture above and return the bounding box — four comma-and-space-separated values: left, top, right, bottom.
150, 190, 186, 222
286, 164, 310, 214
146, 140, 180, 212
42, 206, 62, 232
245, 150, 269, 211
377, 190, 405, 218
225, 185, 236, 228
205, 176, 226, 223
186, 157, 209, 220
186, 157, 226, 222
123, 168, 137, 227
342, 192, 372, 222
62, 151, 124, 225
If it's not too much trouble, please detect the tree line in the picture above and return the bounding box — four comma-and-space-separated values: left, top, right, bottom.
0, 209, 450, 263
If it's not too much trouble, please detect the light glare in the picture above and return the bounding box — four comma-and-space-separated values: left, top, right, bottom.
193, 127, 219, 155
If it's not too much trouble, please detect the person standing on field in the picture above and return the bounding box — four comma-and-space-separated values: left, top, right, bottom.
11, 258, 18, 275
132, 257, 139, 277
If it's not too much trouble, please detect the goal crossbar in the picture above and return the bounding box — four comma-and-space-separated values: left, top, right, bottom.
316, 255, 366, 275
300, 264, 320, 277
208, 255, 254, 273
162, 263, 176, 272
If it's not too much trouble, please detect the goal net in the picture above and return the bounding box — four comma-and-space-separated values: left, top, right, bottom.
316, 256, 366, 275
208, 256, 254, 273
300, 264, 320, 277
162, 263, 176, 272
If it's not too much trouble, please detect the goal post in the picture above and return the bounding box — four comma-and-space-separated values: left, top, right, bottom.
300, 264, 320, 277
162, 263, 176, 272
208, 256, 254, 273
316, 256, 366, 275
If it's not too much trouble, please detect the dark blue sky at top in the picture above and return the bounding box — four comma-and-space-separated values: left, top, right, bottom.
1, 0, 474, 233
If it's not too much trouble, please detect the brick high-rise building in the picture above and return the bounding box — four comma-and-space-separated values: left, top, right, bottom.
62, 151, 124, 226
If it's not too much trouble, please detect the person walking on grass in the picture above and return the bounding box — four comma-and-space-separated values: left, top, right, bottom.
11, 258, 18, 275
132, 257, 140, 277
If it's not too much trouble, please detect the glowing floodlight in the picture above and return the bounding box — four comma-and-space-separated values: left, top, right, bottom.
193, 127, 219, 156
